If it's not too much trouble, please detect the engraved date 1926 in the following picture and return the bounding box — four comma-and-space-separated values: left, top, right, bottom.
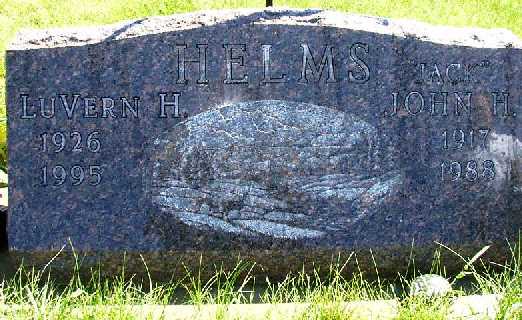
37, 130, 103, 187
39, 131, 101, 153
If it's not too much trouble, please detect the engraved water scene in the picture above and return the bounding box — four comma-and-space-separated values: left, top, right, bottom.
147, 98, 521, 244
148, 99, 403, 240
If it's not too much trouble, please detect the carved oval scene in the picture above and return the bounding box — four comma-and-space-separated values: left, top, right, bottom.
149, 100, 403, 240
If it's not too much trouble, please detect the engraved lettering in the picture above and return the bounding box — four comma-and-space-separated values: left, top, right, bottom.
101, 97, 116, 118
454, 92, 472, 116
299, 44, 336, 83
158, 92, 181, 118
40, 164, 103, 186
386, 92, 400, 116
491, 92, 513, 117
39, 130, 101, 153
405, 91, 424, 115
440, 128, 490, 151
20, 94, 36, 119
441, 160, 496, 182
223, 44, 248, 84
121, 97, 139, 118
348, 42, 370, 83
39, 97, 55, 119
176, 44, 208, 84
430, 92, 448, 116
71, 131, 82, 152
59, 94, 81, 119
84, 97, 98, 118
261, 44, 286, 84
52, 132, 65, 153
445, 63, 462, 84
429, 64, 443, 84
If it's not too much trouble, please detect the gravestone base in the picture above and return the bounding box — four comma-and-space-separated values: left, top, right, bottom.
7, 242, 511, 282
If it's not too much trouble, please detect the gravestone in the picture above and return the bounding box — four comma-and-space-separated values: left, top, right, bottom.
6, 9, 522, 277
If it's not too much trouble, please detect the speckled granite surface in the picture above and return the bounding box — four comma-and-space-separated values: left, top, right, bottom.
5, 9, 522, 277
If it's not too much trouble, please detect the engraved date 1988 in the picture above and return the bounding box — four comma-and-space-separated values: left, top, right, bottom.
439, 128, 496, 183
440, 160, 495, 182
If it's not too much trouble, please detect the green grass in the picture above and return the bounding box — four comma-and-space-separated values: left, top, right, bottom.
0, 0, 521, 168
0, 242, 520, 319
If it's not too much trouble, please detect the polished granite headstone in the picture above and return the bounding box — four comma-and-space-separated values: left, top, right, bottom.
6, 9, 522, 277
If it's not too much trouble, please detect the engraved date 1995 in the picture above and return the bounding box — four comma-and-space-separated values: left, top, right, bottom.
40, 164, 102, 186
37, 130, 103, 187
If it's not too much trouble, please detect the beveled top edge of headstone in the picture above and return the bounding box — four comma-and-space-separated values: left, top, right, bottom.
7, 8, 522, 51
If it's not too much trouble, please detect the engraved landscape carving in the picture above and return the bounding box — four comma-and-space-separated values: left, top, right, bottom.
150, 100, 404, 239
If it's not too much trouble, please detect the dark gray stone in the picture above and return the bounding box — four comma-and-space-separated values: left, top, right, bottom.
5, 9, 522, 276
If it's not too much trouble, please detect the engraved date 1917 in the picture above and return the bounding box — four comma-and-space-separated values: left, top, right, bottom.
441, 128, 490, 150
439, 128, 495, 183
